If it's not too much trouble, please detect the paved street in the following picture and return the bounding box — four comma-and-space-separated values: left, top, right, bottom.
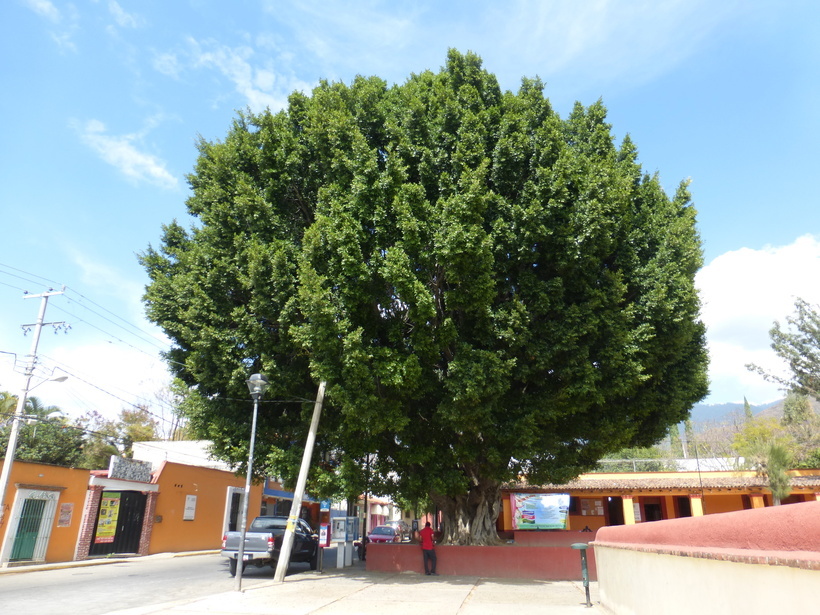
1, 553, 604, 615
0, 552, 319, 614
101, 563, 603, 615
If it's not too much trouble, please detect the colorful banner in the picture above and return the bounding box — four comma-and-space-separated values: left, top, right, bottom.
94, 492, 121, 543
510, 493, 570, 530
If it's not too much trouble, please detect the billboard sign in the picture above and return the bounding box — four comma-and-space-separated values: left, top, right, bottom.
510, 493, 570, 530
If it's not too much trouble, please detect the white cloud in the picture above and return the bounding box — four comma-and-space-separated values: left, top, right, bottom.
24, 0, 60, 23
152, 51, 181, 78
66, 252, 149, 324
107, 0, 141, 28
185, 37, 313, 112
264, 1, 417, 64
73, 119, 178, 190
696, 235, 820, 404
503, 0, 734, 82
34, 342, 171, 422
188, 39, 283, 111
25, 0, 79, 52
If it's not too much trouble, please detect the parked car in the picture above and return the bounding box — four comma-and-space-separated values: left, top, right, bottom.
221, 516, 318, 575
385, 519, 411, 541
367, 525, 401, 543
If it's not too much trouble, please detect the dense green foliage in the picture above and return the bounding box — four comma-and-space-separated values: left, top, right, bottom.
0, 396, 85, 467
1, 394, 162, 469
141, 51, 708, 543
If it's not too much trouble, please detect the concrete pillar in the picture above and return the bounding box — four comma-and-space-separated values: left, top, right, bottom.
622, 495, 636, 525
663, 496, 676, 520
689, 494, 704, 516
749, 494, 766, 509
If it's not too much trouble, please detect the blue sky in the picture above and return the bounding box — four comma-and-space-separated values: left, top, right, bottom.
2, 0, 819, 424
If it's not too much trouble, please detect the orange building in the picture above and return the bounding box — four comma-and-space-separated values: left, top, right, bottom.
1, 457, 318, 566
0, 461, 90, 565
500, 469, 820, 533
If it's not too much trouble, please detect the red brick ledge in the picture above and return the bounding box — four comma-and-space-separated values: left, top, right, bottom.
591, 540, 820, 571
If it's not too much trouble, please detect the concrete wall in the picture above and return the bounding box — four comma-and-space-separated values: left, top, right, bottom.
593, 500, 820, 614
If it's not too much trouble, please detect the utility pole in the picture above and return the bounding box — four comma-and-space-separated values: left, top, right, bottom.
0, 288, 65, 532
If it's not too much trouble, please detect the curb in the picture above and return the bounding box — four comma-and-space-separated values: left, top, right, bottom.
0, 550, 220, 575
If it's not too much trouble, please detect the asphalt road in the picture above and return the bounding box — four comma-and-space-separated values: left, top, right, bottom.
0, 552, 319, 615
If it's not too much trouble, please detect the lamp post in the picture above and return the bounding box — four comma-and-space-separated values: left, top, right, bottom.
235, 373, 269, 592
0, 372, 67, 570
0, 289, 65, 531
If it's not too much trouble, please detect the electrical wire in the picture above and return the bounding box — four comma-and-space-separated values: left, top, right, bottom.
0, 262, 62, 289
62, 286, 170, 352
49, 303, 168, 356
36, 355, 180, 423
0, 410, 124, 445
1, 264, 314, 433
0, 279, 28, 293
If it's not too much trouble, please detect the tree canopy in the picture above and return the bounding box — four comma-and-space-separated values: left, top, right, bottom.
0, 395, 164, 469
0, 396, 85, 467
141, 50, 708, 544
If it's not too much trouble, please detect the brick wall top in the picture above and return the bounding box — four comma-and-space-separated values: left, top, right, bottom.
592, 500, 820, 570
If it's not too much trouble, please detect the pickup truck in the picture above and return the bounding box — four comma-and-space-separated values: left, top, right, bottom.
221, 516, 319, 575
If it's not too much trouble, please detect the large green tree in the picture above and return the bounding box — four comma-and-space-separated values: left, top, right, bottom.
142, 51, 708, 544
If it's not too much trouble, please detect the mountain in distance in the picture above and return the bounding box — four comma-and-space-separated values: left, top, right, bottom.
688, 399, 783, 425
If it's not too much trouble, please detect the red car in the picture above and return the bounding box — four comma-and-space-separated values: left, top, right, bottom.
367, 525, 400, 543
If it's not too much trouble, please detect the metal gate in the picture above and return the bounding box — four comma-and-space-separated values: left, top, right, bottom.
10, 498, 47, 561
89, 491, 147, 556
228, 491, 241, 531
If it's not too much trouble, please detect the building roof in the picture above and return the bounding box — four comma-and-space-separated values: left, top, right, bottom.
131, 440, 233, 472
506, 471, 820, 495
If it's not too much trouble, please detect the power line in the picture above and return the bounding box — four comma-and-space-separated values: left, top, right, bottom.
62, 286, 170, 351
0, 279, 27, 293
0, 263, 168, 355
49, 302, 168, 355
0, 410, 122, 444
36, 355, 180, 429
0, 262, 62, 289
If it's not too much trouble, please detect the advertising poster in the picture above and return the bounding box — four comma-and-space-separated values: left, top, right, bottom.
57, 502, 74, 527
183, 495, 197, 521
581, 499, 605, 516
94, 492, 121, 543
510, 493, 570, 530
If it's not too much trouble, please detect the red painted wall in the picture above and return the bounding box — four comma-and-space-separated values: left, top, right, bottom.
595, 500, 820, 554
513, 530, 597, 546
366, 542, 597, 581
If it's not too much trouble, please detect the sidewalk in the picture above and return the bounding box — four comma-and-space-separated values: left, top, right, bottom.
102, 562, 605, 615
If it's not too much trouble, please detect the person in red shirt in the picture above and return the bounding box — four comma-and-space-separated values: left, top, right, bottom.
419, 521, 438, 575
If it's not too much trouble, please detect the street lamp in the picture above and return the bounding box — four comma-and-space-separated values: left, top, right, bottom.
235, 373, 269, 592
0, 374, 68, 529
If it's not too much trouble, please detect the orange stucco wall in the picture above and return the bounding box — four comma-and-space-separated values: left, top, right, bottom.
0, 460, 90, 563
568, 513, 607, 532
702, 493, 746, 515
148, 461, 256, 554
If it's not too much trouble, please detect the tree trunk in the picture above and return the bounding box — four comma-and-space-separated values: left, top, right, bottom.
431, 478, 504, 546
